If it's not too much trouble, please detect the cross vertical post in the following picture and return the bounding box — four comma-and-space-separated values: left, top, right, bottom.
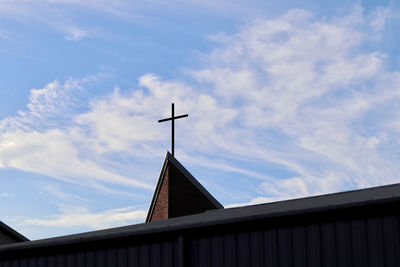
158, 103, 188, 157
172, 103, 174, 156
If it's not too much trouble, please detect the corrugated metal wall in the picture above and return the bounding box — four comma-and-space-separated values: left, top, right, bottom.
0, 203, 399, 267
0, 237, 181, 267
187, 214, 400, 267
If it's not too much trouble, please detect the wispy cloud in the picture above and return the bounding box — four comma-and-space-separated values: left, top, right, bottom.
0, 0, 132, 17
0, 0, 126, 42
14, 205, 147, 230
369, 7, 392, 32
121, 8, 400, 202
64, 26, 88, 41
0, 193, 13, 197
185, 8, 400, 202
0, 30, 14, 42
2, 7, 400, 215
0, 74, 153, 192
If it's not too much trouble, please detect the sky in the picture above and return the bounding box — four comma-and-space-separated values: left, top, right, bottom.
1, 0, 400, 240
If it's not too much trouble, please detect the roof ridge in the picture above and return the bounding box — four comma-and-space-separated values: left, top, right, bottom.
0, 221, 29, 242
145, 151, 223, 222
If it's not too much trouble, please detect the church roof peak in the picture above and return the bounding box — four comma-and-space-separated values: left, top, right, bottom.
0, 221, 29, 245
145, 151, 223, 222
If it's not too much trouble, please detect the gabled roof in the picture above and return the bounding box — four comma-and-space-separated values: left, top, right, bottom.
0, 221, 29, 245
145, 152, 223, 222
1, 182, 400, 253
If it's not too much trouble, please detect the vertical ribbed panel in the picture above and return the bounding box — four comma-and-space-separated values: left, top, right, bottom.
0, 239, 177, 267
292, 225, 306, 267
186, 213, 400, 267
335, 220, 351, 266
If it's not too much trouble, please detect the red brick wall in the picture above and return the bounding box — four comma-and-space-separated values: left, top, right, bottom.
149, 163, 219, 222
149, 166, 169, 222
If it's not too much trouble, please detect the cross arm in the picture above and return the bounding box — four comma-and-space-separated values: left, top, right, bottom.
158, 118, 171, 123
175, 114, 188, 120
158, 114, 188, 123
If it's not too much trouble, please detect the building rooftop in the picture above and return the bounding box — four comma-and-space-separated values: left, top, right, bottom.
1, 181, 399, 253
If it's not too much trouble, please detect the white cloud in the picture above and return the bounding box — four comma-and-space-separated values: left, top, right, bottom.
0, 0, 267, 19
0, 75, 153, 191
0, 0, 128, 43
0, 193, 13, 197
370, 7, 392, 32
64, 26, 88, 41
15, 205, 147, 230
170, 8, 400, 202
3, 7, 400, 213
0, 129, 152, 189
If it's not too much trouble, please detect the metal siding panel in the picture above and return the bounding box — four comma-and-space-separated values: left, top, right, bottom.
161, 241, 174, 267
47, 255, 55, 267
20, 259, 28, 267
128, 245, 139, 267
278, 226, 292, 267
176, 235, 185, 267
106, 248, 116, 267
366, 216, 384, 267
28, 257, 37, 267
292, 225, 306, 267
138, 244, 150, 267
65, 253, 74, 267
96, 249, 106, 267
223, 233, 236, 267
75, 252, 84, 267
263, 228, 278, 267
56, 254, 65, 267
350, 218, 368, 267
321, 222, 336, 267
335, 220, 351, 267
382, 215, 400, 267
198, 236, 211, 267
116, 247, 127, 267
150, 243, 161, 267
11, 259, 18, 267
85, 250, 95, 267
3, 260, 10, 267
189, 237, 199, 267
306, 224, 321, 267
211, 235, 224, 267
37, 257, 45, 267
237, 231, 250, 267
249, 231, 263, 267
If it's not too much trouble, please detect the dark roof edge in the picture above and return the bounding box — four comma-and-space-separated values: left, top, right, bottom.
0, 194, 398, 254
166, 152, 223, 209
0, 221, 29, 242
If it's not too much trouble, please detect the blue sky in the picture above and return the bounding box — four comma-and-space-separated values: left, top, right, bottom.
1, 0, 400, 240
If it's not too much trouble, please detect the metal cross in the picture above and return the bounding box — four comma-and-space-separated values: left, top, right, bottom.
158, 103, 188, 157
